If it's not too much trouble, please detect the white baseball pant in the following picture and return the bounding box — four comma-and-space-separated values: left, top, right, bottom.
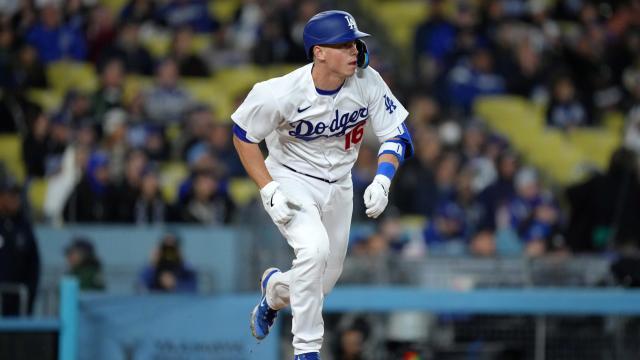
263, 156, 353, 355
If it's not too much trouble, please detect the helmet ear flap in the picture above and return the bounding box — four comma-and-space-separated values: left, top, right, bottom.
356, 39, 369, 69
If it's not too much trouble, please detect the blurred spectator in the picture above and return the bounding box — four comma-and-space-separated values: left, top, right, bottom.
112, 148, 147, 222
125, 92, 153, 140
0, 172, 40, 315
566, 147, 640, 252
174, 170, 235, 224
406, 93, 441, 129
391, 126, 440, 216
505, 167, 560, 257
10, 43, 48, 90
454, 163, 487, 235
99, 21, 153, 75
25, 2, 87, 63
63, 151, 115, 223
91, 58, 126, 124
423, 201, 468, 256
505, 41, 546, 99
142, 124, 169, 161
169, 26, 210, 77
377, 210, 411, 253
251, 11, 289, 64
156, 0, 219, 33
435, 151, 462, 203
478, 150, 519, 229
9, 0, 38, 36
175, 142, 219, 201
446, 47, 505, 115
53, 90, 92, 128
64, 237, 105, 290
63, 0, 91, 33
86, 5, 118, 63
119, 0, 156, 25
143, 58, 192, 126
43, 144, 91, 225
208, 122, 245, 177
336, 327, 366, 360
413, 0, 456, 84
284, 0, 319, 63
132, 167, 167, 225
0, 23, 15, 88
622, 63, 640, 154
228, 0, 264, 53
0, 82, 40, 134
37, 116, 73, 176
546, 75, 589, 129
138, 233, 197, 293
176, 104, 214, 160
22, 107, 50, 177
102, 108, 129, 179
74, 119, 97, 148
460, 121, 487, 162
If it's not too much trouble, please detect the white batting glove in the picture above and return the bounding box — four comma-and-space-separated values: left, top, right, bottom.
364, 175, 391, 219
260, 181, 302, 225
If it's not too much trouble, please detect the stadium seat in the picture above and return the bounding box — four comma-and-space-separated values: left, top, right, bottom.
567, 128, 620, 170
140, 32, 211, 58
46, 61, 98, 93
123, 75, 153, 104
101, 0, 128, 15
602, 111, 625, 135
159, 161, 189, 203
399, 214, 427, 231
0, 134, 25, 182
209, 0, 241, 24
27, 178, 48, 219
181, 77, 233, 120
372, 1, 429, 50
229, 177, 258, 207
140, 33, 171, 58
26, 89, 64, 113
212, 66, 264, 98
474, 96, 598, 185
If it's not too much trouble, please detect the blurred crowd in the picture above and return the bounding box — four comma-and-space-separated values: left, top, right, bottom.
2, 5, 640, 360
0, 0, 639, 281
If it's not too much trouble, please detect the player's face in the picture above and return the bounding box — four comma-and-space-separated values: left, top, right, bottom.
317, 40, 359, 77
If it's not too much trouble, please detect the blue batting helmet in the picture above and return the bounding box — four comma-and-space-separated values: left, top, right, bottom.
303, 10, 370, 60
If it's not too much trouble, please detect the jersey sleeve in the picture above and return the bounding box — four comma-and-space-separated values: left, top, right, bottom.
230, 82, 281, 143
365, 68, 409, 142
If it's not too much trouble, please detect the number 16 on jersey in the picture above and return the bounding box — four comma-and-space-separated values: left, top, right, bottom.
345, 121, 366, 150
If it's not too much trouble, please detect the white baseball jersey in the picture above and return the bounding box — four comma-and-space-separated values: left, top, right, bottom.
231, 63, 409, 182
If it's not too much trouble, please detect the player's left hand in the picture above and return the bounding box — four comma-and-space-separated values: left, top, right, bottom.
364, 175, 390, 219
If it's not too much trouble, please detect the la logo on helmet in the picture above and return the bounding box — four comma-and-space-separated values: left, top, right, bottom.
344, 16, 356, 30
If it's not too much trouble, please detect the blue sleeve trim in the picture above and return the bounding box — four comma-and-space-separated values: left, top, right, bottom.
232, 124, 256, 143
379, 139, 406, 163
397, 122, 414, 159
376, 162, 397, 180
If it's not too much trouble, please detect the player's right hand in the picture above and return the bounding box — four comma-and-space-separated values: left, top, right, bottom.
260, 181, 302, 225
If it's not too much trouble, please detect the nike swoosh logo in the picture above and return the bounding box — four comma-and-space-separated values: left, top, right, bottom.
297, 105, 311, 113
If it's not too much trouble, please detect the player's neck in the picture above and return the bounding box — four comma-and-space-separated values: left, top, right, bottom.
311, 64, 346, 92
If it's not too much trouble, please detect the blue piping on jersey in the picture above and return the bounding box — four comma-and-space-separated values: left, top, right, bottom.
233, 124, 256, 143
316, 82, 343, 96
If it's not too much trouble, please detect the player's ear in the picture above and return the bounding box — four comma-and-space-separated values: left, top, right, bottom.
313, 45, 325, 62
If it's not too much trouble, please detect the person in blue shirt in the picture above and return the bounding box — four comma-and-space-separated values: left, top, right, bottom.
25, 3, 87, 64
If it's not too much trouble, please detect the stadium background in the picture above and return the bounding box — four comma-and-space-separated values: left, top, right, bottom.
1, 0, 640, 359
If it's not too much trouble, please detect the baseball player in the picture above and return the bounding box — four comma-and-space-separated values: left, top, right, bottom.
231, 10, 413, 360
